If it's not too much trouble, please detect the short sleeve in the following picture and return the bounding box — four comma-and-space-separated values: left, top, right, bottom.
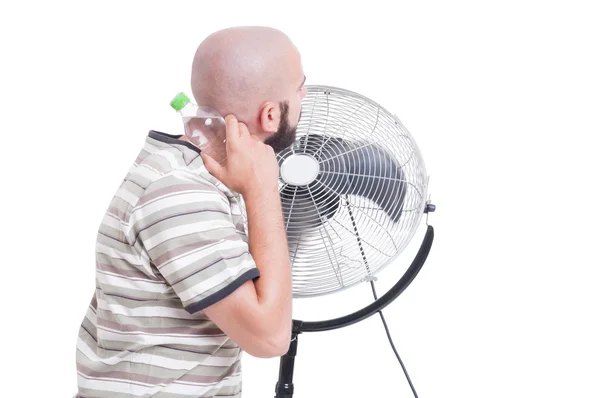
129, 174, 260, 314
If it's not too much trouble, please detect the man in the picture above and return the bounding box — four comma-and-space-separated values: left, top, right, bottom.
75, 26, 307, 397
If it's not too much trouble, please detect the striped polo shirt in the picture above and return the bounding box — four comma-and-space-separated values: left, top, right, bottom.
75, 131, 260, 398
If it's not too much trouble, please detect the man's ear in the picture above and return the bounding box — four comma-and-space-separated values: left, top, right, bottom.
259, 102, 281, 134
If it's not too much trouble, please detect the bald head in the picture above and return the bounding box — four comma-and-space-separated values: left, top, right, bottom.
190, 26, 306, 150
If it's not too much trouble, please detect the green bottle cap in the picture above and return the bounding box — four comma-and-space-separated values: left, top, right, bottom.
170, 92, 190, 111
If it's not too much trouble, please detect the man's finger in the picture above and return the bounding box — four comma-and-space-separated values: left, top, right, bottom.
224, 115, 240, 142
238, 122, 251, 138
223, 115, 241, 153
201, 153, 223, 180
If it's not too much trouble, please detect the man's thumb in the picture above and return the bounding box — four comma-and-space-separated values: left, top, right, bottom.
201, 153, 223, 179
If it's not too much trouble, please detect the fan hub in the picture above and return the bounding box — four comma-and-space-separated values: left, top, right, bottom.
280, 154, 320, 186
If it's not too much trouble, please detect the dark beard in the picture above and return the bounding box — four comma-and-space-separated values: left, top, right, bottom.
264, 101, 299, 153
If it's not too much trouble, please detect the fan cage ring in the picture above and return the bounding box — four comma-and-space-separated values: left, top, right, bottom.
242, 85, 429, 298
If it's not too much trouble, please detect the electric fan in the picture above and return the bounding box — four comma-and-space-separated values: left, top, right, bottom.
262, 85, 436, 398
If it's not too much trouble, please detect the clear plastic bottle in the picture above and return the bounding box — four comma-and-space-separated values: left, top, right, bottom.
170, 92, 227, 165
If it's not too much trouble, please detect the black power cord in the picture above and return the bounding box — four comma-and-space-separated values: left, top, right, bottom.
344, 195, 420, 397
370, 281, 419, 398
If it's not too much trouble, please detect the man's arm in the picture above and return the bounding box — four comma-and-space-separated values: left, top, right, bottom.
202, 185, 292, 358
199, 115, 293, 358
130, 171, 291, 358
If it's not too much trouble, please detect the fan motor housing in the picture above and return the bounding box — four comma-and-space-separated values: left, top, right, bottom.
280, 154, 320, 186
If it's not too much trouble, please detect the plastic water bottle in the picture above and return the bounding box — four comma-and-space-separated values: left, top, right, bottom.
170, 92, 227, 165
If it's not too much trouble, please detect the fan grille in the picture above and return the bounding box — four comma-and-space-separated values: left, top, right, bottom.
252, 86, 428, 298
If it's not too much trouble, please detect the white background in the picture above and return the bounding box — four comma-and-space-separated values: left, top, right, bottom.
1, 1, 599, 397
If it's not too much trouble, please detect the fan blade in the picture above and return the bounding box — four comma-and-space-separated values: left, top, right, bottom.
280, 134, 406, 232
311, 134, 406, 221
280, 181, 340, 234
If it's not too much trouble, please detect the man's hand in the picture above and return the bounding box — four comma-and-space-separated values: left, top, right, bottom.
201, 115, 279, 196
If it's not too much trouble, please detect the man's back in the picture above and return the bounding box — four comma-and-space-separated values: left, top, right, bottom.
75, 130, 259, 397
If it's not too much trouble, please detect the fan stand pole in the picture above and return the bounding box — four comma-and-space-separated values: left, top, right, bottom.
274, 320, 303, 398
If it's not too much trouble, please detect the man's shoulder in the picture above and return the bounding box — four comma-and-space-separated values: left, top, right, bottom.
135, 166, 227, 211
133, 138, 225, 200
125, 131, 241, 223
